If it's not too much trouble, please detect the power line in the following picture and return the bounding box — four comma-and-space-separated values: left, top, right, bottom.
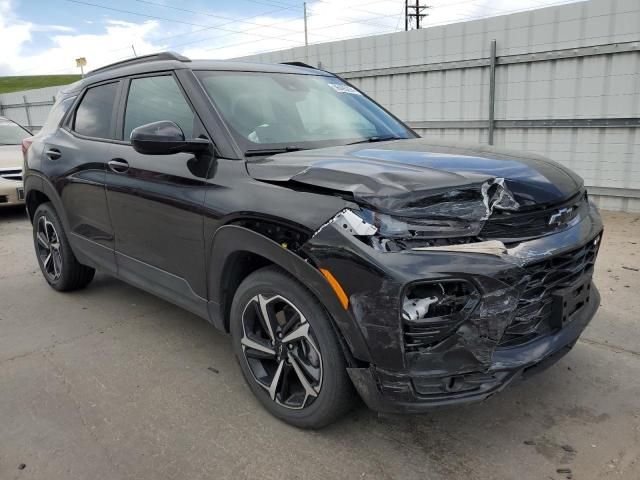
309, 0, 398, 18
118, 4, 302, 51
394, 3, 406, 31
212, 24, 402, 58
65, 0, 304, 45
166, 11, 407, 53
130, 0, 307, 36
64, 0, 400, 54
423, 0, 578, 28
234, 0, 404, 22
160, 7, 408, 52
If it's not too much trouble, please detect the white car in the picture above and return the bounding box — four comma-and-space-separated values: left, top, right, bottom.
0, 117, 31, 207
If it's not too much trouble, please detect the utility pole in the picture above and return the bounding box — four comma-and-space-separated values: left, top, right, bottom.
404, 0, 408, 31
303, 2, 308, 46
405, 0, 430, 30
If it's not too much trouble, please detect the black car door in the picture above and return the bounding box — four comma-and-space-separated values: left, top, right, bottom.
42, 81, 120, 274
104, 73, 212, 317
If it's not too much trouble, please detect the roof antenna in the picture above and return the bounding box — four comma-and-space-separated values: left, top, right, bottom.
131, 45, 138, 57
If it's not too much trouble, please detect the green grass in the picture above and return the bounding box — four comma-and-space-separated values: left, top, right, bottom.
0, 75, 82, 94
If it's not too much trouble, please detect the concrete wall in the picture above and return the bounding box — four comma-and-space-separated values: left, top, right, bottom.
237, 0, 640, 212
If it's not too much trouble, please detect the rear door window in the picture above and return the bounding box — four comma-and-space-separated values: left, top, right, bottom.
123, 76, 195, 141
73, 82, 118, 139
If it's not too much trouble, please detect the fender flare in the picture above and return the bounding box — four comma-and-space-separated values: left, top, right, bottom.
207, 224, 372, 363
24, 173, 71, 231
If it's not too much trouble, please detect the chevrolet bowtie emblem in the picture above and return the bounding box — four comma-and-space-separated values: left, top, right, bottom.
549, 207, 574, 226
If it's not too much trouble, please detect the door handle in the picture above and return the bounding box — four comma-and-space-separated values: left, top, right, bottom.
108, 159, 129, 173
45, 148, 61, 160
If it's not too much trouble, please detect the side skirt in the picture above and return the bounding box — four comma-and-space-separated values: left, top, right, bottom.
70, 233, 211, 322
115, 251, 210, 320
69, 232, 117, 276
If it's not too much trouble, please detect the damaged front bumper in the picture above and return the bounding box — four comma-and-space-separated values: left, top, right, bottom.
302, 204, 603, 413
347, 286, 598, 413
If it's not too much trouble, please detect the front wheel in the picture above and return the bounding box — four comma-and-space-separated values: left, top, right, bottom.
230, 266, 355, 428
33, 202, 95, 291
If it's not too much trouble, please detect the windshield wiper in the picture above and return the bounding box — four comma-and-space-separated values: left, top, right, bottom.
244, 146, 304, 157
347, 135, 405, 145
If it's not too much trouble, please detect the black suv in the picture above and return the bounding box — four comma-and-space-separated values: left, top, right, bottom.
24, 52, 602, 428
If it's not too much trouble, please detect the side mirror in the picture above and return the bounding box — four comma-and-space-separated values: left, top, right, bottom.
130, 121, 210, 155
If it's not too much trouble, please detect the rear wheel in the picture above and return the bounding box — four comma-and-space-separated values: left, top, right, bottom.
33, 202, 95, 291
230, 266, 355, 428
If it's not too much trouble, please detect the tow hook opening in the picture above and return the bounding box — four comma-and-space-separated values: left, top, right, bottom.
413, 371, 511, 397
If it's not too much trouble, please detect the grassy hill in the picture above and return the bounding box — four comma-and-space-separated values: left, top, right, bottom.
0, 75, 81, 94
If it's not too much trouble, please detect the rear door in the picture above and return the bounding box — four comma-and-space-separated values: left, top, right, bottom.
41, 81, 120, 274
104, 73, 212, 316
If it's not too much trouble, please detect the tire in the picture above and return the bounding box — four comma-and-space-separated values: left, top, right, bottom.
230, 266, 356, 428
33, 202, 95, 291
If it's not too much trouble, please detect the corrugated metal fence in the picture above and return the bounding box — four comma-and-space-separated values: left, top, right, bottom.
0, 86, 62, 133
238, 0, 640, 212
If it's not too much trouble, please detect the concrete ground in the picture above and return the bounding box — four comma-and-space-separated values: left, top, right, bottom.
1, 207, 639, 480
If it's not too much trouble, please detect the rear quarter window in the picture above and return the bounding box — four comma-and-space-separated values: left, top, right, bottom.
39, 96, 76, 136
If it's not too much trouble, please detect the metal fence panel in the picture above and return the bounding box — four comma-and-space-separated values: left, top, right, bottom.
0, 85, 62, 132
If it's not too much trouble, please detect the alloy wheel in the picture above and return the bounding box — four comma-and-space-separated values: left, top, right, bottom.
36, 215, 63, 281
240, 294, 323, 409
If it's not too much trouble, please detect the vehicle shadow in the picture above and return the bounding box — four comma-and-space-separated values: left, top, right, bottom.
0, 205, 28, 222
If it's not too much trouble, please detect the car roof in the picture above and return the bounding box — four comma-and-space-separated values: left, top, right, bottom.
60, 52, 333, 95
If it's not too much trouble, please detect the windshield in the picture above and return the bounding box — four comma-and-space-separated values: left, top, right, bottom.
0, 120, 31, 145
195, 71, 413, 154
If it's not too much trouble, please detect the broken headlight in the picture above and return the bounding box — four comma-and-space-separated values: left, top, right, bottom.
357, 209, 481, 239
327, 208, 482, 252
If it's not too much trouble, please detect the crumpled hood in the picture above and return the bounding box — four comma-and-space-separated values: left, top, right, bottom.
247, 138, 583, 217
0, 145, 23, 170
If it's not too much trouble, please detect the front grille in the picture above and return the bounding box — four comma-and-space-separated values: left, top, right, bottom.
498, 236, 601, 348
0, 168, 23, 182
481, 191, 588, 241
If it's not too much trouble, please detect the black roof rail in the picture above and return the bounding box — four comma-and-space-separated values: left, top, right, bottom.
86, 51, 191, 77
280, 61, 316, 69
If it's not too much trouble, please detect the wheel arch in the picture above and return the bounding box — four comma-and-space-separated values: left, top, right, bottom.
25, 189, 49, 222
207, 225, 372, 365
24, 174, 70, 230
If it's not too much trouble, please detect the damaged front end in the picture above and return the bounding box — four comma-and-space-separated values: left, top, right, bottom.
299, 176, 602, 413
322, 175, 588, 253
